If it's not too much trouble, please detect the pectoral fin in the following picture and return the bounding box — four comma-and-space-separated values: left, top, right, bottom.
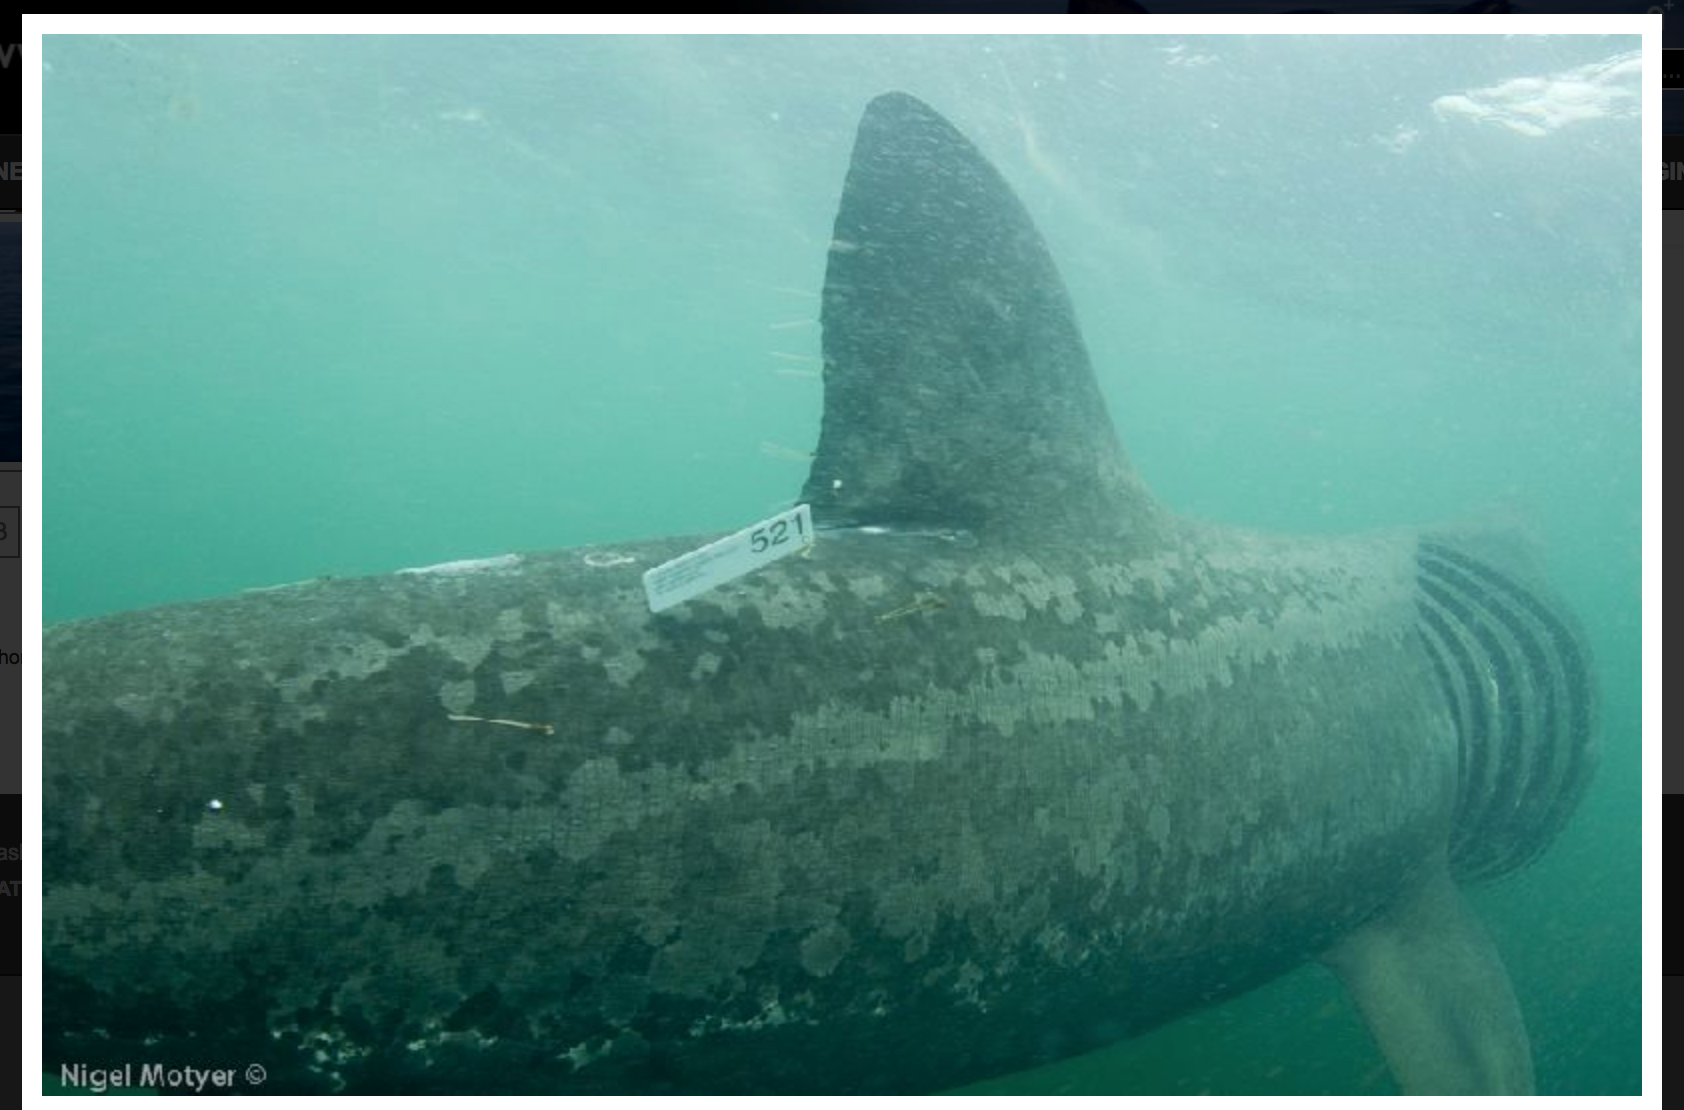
1322, 858, 1534, 1094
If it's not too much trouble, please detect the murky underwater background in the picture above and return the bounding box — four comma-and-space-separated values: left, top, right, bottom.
41, 34, 1640, 1094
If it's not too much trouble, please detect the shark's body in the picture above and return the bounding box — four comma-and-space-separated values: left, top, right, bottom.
44, 93, 1593, 1094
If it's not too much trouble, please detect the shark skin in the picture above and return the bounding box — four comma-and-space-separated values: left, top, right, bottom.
43, 93, 1594, 1094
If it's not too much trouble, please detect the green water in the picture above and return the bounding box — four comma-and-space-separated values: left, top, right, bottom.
42, 35, 1640, 1094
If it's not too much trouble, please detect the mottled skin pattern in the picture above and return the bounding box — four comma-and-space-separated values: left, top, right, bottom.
46, 521, 1452, 1093
43, 92, 1590, 1093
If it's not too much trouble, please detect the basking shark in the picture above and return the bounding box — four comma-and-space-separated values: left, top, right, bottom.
44, 92, 1594, 1094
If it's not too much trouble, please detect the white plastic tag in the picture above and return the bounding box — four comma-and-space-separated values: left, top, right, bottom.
642, 504, 813, 613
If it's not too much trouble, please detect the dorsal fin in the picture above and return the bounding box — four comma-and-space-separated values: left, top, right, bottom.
801, 92, 1159, 543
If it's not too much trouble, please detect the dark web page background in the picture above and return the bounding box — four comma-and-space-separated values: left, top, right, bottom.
2, 217, 17, 463
5, 27, 21, 998
1662, 5, 1684, 128
1, 18, 18, 989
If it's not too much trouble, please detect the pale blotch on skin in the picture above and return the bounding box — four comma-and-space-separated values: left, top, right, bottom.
601, 647, 647, 688
409, 623, 495, 672
757, 583, 828, 630
1010, 572, 1082, 624
799, 921, 853, 977
971, 591, 1027, 621
501, 670, 534, 696
545, 601, 597, 640
913, 559, 961, 589
438, 680, 477, 714
691, 652, 722, 682
847, 574, 889, 601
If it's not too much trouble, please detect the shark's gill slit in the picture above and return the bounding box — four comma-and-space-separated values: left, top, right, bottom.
1416, 544, 1595, 881
1417, 542, 1596, 878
